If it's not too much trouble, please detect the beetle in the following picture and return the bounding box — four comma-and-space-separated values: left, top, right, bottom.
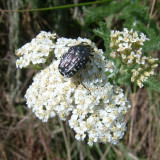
58, 44, 92, 78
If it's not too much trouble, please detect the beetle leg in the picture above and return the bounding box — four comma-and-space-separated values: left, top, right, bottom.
79, 74, 87, 89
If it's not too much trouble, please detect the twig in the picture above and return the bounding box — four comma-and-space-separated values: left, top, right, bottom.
147, 0, 156, 27
100, 144, 111, 160
129, 89, 141, 146
58, 118, 71, 160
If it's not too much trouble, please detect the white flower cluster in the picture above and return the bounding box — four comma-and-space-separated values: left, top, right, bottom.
23, 36, 131, 146
110, 28, 158, 88
110, 28, 149, 65
131, 56, 158, 88
16, 31, 56, 68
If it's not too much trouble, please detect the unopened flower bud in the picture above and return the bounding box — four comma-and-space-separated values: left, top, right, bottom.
151, 64, 158, 69
144, 71, 150, 77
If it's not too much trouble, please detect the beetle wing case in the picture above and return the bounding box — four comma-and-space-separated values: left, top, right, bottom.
58, 44, 91, 78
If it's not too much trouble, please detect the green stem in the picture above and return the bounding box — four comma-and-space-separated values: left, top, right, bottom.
1, 0, 111, 13
114, 64, 123, 84
114, 71, 120, 84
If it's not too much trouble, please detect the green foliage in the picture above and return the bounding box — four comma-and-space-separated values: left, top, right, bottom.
84, 0, 130, 25
143, 36, 160, 52
93, 22, 111, 56
144, 76, 160, 93
136, 23, 156, 38
118, 3, 149, 27
117, 73, 132, 86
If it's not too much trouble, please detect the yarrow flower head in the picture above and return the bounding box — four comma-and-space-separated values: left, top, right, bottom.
110, 28, 149, 65
131, 56, 158, 88
110, 28, 158, 88
16, 31, 56, 68
16, 31, 131, 146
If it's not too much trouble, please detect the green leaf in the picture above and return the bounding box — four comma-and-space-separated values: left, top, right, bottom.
84, 0, 130, 24
117, 74, 132, 86
136, 23, 156, 38
143, 36, 160, 52
144, 76, 160, 92
118, 3, 149, 23
93, 22, 111, 56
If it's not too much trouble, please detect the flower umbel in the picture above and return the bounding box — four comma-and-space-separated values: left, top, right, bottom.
110, 28, 158, 88
16, 31, 56, 68
110, 28, 149, 65
131, 56, 158, 88
16, 32, 131, 146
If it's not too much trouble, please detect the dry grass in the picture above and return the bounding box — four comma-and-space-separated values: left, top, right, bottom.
0, 0, 160, 159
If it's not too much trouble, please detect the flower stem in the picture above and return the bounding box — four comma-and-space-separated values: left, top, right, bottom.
1, 0, 111, 13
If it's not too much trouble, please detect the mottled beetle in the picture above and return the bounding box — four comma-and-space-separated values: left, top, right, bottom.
58, 44, 92, 78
